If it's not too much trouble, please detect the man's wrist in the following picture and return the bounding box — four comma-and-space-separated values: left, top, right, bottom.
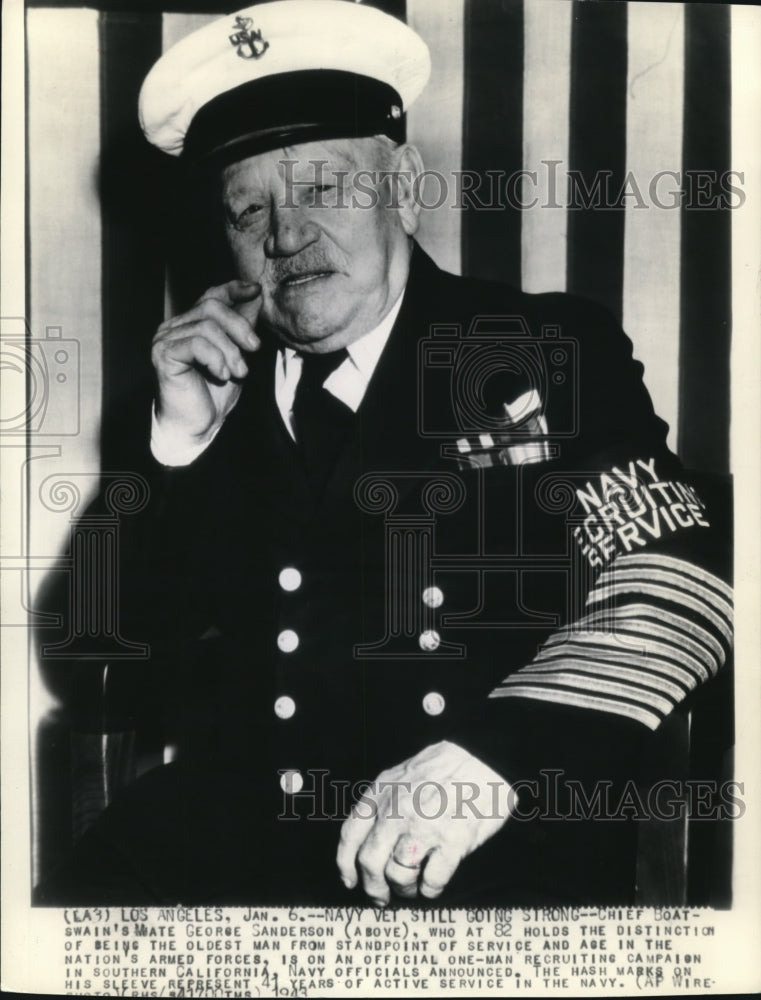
150, 403, 222, 467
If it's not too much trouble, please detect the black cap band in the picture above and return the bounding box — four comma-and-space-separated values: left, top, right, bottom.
183, 69, 405, 165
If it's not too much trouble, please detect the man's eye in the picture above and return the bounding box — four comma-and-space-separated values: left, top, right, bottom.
232, 204, 264, 227
307, 184, 336, 203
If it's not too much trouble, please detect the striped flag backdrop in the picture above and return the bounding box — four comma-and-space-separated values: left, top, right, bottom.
26, 0, 735, 475
25, 0, 740, 879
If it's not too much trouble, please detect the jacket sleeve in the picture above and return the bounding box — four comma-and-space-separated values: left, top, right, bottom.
452, 296, 733, 791
33, 390, 229, 708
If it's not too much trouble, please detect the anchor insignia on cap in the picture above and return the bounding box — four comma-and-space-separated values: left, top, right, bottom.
229, 16, 269, 59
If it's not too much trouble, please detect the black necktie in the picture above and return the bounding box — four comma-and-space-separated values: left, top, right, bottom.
291, 348, 352, 494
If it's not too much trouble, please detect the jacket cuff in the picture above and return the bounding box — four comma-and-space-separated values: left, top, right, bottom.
150, 403, 223, 467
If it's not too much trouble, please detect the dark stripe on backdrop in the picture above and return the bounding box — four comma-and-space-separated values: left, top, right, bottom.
461, 0, 524, 287
98, 12, 165, 463
566, 0, 628, 323
678, 4, 731, 475
386, 0, 406, 138
370, 0, 405, 21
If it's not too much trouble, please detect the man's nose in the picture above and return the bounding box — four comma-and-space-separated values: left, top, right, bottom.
264, 203, 320, 258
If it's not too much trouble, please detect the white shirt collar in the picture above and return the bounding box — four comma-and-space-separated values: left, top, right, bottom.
276, 289, 405, 437
344, 291, 404, 379
281, 290, 403, 373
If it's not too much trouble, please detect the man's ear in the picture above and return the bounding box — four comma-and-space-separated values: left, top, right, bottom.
393, 144, 425, 236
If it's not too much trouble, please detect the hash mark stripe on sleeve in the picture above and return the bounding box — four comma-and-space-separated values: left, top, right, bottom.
494, 671, 675, 715
489, 685, 663, 730
583, 604, 726, 666
541, 629, 710, 682
549, 606, 724, 673
586, 583, 733, 645
612, 552, 733, 602
522, 657, 689, 701
595, 567, 733, 626
535, 640, 703, 688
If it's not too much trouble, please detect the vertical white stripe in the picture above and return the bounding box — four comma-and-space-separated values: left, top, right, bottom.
1, 0, 30, 953
622, 2, 684, 455
521, 0, 572, 293
406, 0, 464, 276
27, 7, 103, 885
28, 7, 103, 477
730, 3, 761, 917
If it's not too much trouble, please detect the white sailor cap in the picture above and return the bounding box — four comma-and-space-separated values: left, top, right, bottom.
138, 0, 431, 164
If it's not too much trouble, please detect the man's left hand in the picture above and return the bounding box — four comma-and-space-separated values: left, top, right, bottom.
336, 741, 513, 906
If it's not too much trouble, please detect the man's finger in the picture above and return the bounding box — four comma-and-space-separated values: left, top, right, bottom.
336, 793, 378, 889
384, 834, 433, 900
201, 282, 263, 341
199, 296, 261, 351
199, 279, 261, 307
160, 318, 250, 379
420, 846, 461, 899
356, 820, 404, 907
391, 833, 428, 868
384, 857, 419, 899
161, 297, 259, 352
157, 334, 232, 382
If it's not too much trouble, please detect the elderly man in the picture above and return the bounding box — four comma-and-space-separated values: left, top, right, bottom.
38, 1, 731, 907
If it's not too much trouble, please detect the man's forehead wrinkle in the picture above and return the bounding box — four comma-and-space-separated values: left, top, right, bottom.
280, 138, 366, 172
221, 174, 256, 206
321, 139, 361, 170
221, 158, 272, 203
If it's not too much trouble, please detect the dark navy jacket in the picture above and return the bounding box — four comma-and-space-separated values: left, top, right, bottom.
37, 245, 732, 906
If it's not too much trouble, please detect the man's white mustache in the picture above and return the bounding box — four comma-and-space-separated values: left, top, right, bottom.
269, 251, 342, 283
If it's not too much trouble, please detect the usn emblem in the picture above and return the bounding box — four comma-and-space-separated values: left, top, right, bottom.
229, 16, 269, 59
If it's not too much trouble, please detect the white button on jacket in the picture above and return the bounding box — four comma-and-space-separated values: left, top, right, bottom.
422, 586, 444, 608
418, 629, 441, 652
280, 770, 303, 794
278, 567, 302, 591
277, 629, 299, 653
422, 691, 446, 716
274, 696, 296, 719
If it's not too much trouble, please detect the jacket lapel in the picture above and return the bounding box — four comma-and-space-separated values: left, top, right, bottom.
319, 246, 451, 517
235, 245, 458, 532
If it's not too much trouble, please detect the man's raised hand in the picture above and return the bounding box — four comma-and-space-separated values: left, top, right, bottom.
336, 741, 513, 907
151, 280, 262, 442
